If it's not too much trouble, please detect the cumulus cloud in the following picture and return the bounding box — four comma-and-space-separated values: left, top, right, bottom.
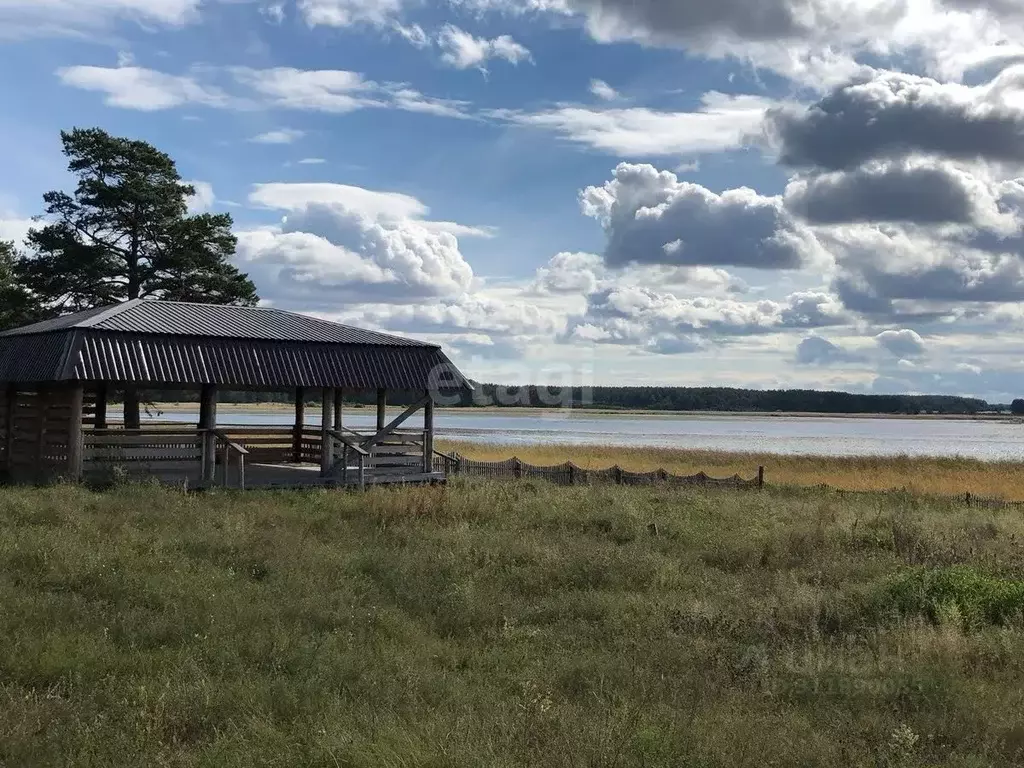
767, 68, 1024, 171
468, 0, 1024, 87
876, 329, 927, 358
581, 162, 822, 270
237, 205, 475, 306
235, 182, 512, 311
249, 182, 494, 237
795, 336, 866, 366
825, 225, 1024, 317
566, 285, 848, 353
532, 252, 606, 295
356, 295, 568, 337
437, 24, 532, 69
784, 159, 1024, 231
495, 91, 773, 156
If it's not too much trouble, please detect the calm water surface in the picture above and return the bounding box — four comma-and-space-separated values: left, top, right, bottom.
147, 408, 1024, 461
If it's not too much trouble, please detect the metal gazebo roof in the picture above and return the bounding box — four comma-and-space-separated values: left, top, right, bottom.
0, 299, 469, 391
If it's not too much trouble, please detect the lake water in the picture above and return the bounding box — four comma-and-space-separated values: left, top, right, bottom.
144, 407, 1024, 461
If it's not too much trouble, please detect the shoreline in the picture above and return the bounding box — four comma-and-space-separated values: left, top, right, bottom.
145, 402, 1020, 422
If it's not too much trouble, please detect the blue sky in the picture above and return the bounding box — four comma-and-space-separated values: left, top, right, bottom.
3, 0, 1024, 400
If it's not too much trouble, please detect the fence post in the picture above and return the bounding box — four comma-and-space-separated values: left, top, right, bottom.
513, 458, 523, 480
614, 465, 623, 485
568, 463, 577, 486
758, 466, 765, 489
966, 491, 972, 507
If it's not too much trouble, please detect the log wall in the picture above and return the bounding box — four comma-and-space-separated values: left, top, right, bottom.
1, 386, 78, 483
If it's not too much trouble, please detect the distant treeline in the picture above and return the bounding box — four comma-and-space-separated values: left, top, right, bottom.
453, 385, 991, 415
139, 385, 995, 415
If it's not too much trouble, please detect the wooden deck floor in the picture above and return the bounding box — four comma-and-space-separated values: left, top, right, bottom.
89, 463, 446, 490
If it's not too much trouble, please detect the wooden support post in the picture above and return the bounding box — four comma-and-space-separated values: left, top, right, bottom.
293, 387, 305, 463
123, 385, 141, 430
321, 387, 334, 477
94, 382, 108, 431
199, 384, 218, 485
35, 386, 49, 475
758, 466, 765, 489
422, 392, 434, 473
376, 388, 387, 431
67, 383, 84, 481
3, 384, 15, 477
334, 388, 344, 431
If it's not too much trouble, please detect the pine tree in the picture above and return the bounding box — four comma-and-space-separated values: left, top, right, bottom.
20, 127, 259, 426
0, 241, 38, 331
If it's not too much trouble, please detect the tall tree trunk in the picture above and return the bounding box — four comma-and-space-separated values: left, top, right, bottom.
124, 221, 142, 429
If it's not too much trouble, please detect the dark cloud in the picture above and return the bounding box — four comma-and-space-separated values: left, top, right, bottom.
582, 163, 819, 271
766, 69, 1024, 171
824, 225, 1024, 319
784, 161, 984, 225
795, 336, 866, 365
549, 0, 912, 50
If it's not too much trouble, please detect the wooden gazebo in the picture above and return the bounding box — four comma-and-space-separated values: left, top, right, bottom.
0, 299, 469, 489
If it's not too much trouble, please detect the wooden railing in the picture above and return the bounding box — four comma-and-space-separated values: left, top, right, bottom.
212, 430, 250, 490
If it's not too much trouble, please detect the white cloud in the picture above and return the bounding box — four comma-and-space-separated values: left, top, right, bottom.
250, 182, 428, 220
0, 216, 34, 247
567, 285, 848, 353
393, 21, 430, 47
261, 2, 286, 23
232, 67, 378, 113
57, 65, 228, 111
59, 64, 473, 119
185, 181, 215, 213
496, 91, 774, 156
250, 128, 306, 144
236, 191, 504, 315
877, 329, 927, 358
297, 158, 327, 164
437, 24, 533, 70
249, 182, 496, 236
237, 206, 475, 306
0, 0, 201, 38
532, 252, 606, 294
589, 79, 619, 100
298, 0, 405, 27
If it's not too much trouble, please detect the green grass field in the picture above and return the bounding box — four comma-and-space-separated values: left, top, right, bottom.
4, 480, 1024, 766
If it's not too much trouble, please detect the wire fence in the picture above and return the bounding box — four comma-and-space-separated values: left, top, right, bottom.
793, 483, 1024, 510
432, 452, 764, 490
433, 452, 1024, 509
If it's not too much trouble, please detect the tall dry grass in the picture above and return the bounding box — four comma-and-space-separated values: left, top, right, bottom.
438, 441, 1024, 500
4, 481, 1024, 765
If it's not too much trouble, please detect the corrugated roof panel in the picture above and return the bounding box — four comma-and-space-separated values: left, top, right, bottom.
0, 332, 71, 382
1, 299, 435, 348
59, 332, 469, 391
0, 305, 115, 337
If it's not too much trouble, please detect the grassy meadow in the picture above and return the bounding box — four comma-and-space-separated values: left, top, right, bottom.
439, 441, 1024, 501
3, 480, 1024, 765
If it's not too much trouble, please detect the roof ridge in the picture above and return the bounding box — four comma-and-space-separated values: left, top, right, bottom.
131, 298, 439, 348
76, 298, 146, 329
